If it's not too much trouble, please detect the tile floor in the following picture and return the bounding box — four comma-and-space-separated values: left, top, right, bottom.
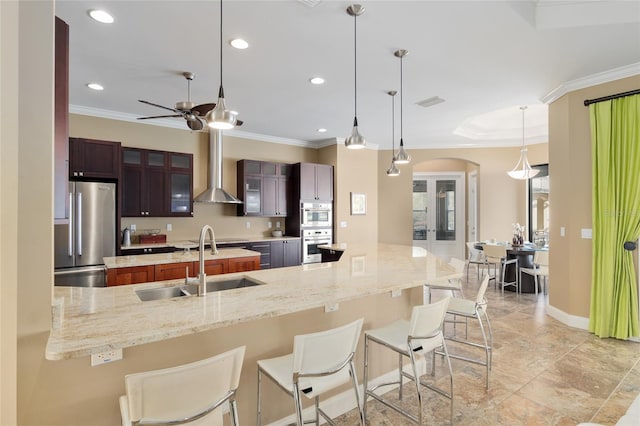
336, 270, 640, 425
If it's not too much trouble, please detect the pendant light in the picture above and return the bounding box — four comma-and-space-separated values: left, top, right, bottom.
206, 0, 237, 130
386, 91, 400, 176
394, 49, 411, 164
345, 4, 366, 149
507, 106, 540, 180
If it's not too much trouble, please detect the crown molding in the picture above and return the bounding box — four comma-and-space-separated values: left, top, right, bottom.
69, 104, 316, 148
541, 62, 640, 104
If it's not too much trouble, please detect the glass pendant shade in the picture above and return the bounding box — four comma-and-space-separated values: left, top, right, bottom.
345, 5, 366, 149
206, 87, 237, 130
507, 106, 540, 180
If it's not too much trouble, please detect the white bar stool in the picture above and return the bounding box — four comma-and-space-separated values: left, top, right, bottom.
363, 297, 453, 424
119, 345, 245, 426
256, 318, 364, 426
441, 275, 493, 389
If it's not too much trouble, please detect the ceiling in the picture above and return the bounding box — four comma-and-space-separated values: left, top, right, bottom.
55, 1, 640, 150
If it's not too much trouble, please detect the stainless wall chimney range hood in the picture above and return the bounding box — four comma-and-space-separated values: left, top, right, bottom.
194, 129, 243, 204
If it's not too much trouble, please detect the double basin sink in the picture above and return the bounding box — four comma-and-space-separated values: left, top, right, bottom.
136, 277, 262, 302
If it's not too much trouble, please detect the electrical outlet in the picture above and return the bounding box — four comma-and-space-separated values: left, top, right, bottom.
91, 349, 123, 366
340, 221, 347, 228
246, 221, 251, 229
268, 221, 272, 229
560, 226, 565, 237
130, 224, 136, 231
324, 303, 339, 313
391, 289, 402, 298
166, 223, 172, 231
276, 221, 281, 229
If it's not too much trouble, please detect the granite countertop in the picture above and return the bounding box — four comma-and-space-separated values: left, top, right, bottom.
121, 236, 300, 251
47, 243, 456, 360
104, 248, 261, 269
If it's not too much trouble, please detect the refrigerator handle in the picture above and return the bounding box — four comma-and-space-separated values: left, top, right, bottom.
77, 192, 82, 256
68, 192, 74, 257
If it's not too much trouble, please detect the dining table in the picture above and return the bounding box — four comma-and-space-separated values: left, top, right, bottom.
474, 242, 546, 293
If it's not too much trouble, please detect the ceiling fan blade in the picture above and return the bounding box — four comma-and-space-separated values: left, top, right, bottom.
187, 117, 204, 131
138, 99, 180, 113
191, 103, 216, 116
137, 114, 182, 120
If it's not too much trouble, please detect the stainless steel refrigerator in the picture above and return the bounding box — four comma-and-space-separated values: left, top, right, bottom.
54, 181, 116, 287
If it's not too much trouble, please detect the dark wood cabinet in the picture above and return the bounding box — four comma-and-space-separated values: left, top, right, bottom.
271, 239, 301, 268
246, 242, 271, 269
237, 160, 290, 217
69, 138, 121, 180
122, 148, 193, 217
299, 163, 333, 201
54, 17, 69, 220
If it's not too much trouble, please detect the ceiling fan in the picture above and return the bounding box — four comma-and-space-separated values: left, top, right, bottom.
137, 72, 243, 131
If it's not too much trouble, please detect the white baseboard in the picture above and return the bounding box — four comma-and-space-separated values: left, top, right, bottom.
547, 303, 590, 330
267, 358, 427, 426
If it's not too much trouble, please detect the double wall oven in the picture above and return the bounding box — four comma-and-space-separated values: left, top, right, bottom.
300, 202, 332, 263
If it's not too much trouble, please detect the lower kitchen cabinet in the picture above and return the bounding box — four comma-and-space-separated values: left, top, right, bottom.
201, 259, 229, 276
246, 242, 271, 269
229, 256, 261, 272
271, 239, 301, 268
154, 262, 194, 281
106, 265, 155, 286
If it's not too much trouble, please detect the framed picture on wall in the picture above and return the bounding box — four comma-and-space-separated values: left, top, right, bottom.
350, 192, 366, 215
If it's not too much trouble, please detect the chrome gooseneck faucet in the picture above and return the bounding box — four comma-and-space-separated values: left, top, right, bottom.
186, 224, 218, 296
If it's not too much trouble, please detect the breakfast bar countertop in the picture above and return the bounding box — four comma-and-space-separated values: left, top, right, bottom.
104, 248, 262, 269
47, 243, 456, 361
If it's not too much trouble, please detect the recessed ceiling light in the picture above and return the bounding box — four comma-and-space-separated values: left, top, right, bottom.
317, 128, 327, 133
87, 83, 104, 91
309, 77, 325, 85
230, 38, 249, 49
88, 10, 114, 24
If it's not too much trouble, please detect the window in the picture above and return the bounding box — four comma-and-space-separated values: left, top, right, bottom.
528, 164, 549, 247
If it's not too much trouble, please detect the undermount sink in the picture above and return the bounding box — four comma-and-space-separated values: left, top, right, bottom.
136, 277, 263, 301
136, 286, 189, 302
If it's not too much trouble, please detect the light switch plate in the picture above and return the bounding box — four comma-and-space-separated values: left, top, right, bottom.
560, 227, 565, 237
130, 224, 136, 231
391, 289, 402, 298
246, 221, 251, 229
340, 221, 347, 228
581, 228, 592, 239
268, 221, 272, 229
166, 223, 172, 231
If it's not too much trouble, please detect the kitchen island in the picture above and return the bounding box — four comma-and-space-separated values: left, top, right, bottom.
48, 243, 455, 360
45, 243, 456, 425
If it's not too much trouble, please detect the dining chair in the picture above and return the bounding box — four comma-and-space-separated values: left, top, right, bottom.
520, 250, 549, 297
119, 346, 246, 426
466, 242, 486, 281
482, 244, 519, 295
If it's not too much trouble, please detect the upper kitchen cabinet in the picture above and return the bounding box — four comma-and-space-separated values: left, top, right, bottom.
297, 163, 333, 201
54, 17, 69, 220
69, 137, 121, 180
237, 160, 290, 217
121, 148, 193, 217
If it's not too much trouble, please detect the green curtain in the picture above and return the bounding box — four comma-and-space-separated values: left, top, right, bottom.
590, 94, 640, 339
